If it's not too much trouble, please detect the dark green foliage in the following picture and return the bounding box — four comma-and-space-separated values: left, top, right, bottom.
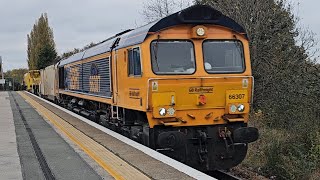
27, 13, 57, 70
37, 43, 57, 69
263, 136, 316, 179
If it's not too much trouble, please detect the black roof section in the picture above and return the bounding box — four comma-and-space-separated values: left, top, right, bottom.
59, 5, 247, 67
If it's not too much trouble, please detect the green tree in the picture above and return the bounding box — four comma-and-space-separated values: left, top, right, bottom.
27, 13, 57, 70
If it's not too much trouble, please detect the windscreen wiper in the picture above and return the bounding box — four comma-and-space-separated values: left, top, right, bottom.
152, 34, 160, 71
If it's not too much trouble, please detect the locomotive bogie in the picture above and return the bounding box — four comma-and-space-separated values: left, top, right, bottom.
154, 123, 250, 171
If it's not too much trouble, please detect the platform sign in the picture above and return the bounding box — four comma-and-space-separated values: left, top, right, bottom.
0, 79, 5, 85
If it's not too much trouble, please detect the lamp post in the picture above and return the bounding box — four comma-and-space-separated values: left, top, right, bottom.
0, 56, 4, 90
0, 56, 3, 79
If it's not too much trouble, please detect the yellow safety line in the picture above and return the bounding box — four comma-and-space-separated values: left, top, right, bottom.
18, 92, 150, 180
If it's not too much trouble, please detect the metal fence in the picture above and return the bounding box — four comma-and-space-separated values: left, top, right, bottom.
0, 78, 22, 91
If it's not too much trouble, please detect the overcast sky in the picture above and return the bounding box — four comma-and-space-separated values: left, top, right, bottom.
0, 0, 319, 71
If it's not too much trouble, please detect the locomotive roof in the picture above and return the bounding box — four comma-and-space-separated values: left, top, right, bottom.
59, 5, 247, 67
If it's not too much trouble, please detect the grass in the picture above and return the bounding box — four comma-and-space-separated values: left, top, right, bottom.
239, 112, 320, 180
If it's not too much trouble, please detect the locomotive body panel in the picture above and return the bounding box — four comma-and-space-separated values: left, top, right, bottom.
58, 24, 253, 125
40, 65, 56, 101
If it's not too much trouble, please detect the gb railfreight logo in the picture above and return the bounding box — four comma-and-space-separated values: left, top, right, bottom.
189, 86, 214, 94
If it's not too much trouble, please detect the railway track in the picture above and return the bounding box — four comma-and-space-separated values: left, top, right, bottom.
23, 91, 243, 180
209, 170, 242, 180
11, 91, 56, 180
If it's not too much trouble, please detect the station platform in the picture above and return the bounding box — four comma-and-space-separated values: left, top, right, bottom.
0, 91, 215, 180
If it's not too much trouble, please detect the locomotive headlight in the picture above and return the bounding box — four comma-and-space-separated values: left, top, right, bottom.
196, 27, 205, 36
237, 104, 245, 112
230, 104, 237, 113
167, 107, 175, 116
159, 108, 166, 116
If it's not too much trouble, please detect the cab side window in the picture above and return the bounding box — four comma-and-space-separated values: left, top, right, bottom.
128, 47, 141, 76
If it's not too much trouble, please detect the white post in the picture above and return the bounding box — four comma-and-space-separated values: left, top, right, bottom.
0, 56, 3, 79
0, 56, 3, 90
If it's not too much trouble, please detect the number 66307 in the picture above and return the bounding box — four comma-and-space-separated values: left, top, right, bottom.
228, 94, 245, 99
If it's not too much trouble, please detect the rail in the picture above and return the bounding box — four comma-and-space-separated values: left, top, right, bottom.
209, 170, 242, 180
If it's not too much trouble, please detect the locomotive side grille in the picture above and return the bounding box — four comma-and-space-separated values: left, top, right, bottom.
64, 58, 111, 97
83, 58, 111, 97
65, 63, 82, 91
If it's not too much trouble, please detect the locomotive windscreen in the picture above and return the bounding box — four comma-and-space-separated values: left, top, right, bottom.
203, 40, 245, 73
151, 40, 195, 75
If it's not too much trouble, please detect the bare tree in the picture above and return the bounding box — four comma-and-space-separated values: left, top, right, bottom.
291, 2, 320, 61
142, 0, 192, 23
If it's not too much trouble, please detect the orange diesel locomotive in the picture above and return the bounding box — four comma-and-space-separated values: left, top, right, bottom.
42, 5, 259, 171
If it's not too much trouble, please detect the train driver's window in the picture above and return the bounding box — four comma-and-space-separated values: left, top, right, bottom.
203, 40, 245, 73
128, 47, 142, 76
151, 40, 195, 74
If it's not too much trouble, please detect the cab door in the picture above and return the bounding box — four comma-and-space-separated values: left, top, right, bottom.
115, 46, 144, 110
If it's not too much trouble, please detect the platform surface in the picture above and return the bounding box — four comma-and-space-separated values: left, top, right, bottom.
6, 91, 106, 179
0, 92, 23, 180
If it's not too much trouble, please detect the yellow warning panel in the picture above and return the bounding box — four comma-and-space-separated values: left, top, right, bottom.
152, 92, 175, 107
